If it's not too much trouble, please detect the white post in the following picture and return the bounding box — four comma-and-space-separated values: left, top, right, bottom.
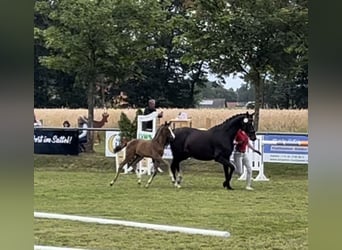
237, 135, 269, 181
135, 112, 159, 175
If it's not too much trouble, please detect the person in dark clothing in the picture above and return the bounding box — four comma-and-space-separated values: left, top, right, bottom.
143, 99, 163, 131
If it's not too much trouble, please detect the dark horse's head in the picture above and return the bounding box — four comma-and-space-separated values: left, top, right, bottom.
240, 112, 257, 141
155, 121, 176, 145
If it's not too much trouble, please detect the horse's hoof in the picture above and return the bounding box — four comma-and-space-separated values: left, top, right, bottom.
145, 184, 149, 188
228, 186, 234, 190
222, 181, 227, 188
109, 182, 113, 186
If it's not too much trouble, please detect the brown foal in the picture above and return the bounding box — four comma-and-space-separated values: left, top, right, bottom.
109, 121, 175, 188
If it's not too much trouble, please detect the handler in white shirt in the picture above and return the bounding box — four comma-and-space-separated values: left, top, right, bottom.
77, 115, 88, 152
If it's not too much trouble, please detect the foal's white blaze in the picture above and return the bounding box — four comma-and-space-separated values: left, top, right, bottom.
168, 127, 175, 139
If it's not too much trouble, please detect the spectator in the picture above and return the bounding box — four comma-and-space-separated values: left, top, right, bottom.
63, 120, 71, 128
34, 113, 42, 127
143, 99, 163, 131
78, 115, 88, 152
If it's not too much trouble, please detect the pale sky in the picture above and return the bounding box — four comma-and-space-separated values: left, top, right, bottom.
208, 73, 245, 91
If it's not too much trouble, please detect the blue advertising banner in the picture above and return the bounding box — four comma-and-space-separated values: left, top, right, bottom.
262, 134, 308, 164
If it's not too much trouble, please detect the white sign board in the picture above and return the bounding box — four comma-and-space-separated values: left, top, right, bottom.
105, 131, 121, 157
262, 134, 308, 164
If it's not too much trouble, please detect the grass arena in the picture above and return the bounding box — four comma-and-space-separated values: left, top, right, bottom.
34, 108, 308, 249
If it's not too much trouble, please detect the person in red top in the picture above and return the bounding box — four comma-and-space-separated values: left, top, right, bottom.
233, 129, 261, 190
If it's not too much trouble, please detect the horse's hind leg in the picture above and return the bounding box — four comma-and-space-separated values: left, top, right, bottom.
129, 155, 143, 185
110, 149, 136, 186
109, 157, 130, 186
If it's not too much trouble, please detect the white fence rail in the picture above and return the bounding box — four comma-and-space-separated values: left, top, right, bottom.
34, 245, 91, 250
34, 212, 230, 238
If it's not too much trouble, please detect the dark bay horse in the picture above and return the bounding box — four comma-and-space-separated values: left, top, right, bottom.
169, 112, 256, 190
109, 121, 175, 188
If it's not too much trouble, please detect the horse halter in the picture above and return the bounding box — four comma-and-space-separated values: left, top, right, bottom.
168, 126, 175, 139
241, 115, 256, 140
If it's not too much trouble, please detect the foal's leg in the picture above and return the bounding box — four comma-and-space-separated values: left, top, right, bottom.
109, 157, 131, 186
216, 156, 235, 190
145, 157, 166, 188
128, 155, 143, 184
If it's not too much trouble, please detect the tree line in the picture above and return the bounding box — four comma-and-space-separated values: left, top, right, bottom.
34, 0, 308, 131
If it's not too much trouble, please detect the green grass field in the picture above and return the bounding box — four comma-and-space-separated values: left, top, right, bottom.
34, 147, 308, 250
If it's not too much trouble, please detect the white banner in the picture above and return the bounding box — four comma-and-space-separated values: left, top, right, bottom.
261, 134, 308, 164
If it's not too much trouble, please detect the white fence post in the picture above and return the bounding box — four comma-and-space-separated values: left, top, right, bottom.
236, 135, 269, 182
135, 112, 159, 175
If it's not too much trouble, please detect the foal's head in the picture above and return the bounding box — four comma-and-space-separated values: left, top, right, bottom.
240, 112, 257, 141
155, 121, 175, 145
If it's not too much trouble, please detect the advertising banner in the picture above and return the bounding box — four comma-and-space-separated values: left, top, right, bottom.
262, 134, 308, 164
34, 129, 79, 155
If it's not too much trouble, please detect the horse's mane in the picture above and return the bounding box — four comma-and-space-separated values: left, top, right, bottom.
152, 124, 163, 141
209, 113, 245, 130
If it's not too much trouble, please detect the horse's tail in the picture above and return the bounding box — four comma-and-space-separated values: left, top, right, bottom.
114, 142, 128, 153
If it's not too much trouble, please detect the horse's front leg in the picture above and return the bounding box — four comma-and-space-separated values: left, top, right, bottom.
175, 164, 183, 188
216, 156, 235, 190
170, 160, 177, 184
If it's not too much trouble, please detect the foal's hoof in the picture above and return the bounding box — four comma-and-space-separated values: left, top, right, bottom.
109, 182, 113, 186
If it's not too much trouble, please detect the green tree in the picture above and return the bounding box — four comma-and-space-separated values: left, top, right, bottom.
196, 81, 237, 102
183, 0, 308, 130
114, 0, 207, 108
35, 0, 152, 151
236, 84, 255, 103
118, 109, 143, 141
